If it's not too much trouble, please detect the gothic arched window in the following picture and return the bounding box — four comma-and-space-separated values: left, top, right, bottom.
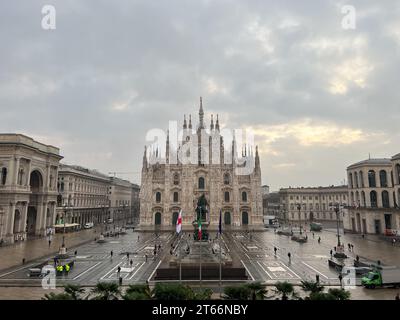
198, 177, 205, 189
156, 192, 162, 203
173, 192, 179, 203
242, 191, 247, 202
173, 173, 179, 186
223, 173, 230, 185
224, 191, 230, 202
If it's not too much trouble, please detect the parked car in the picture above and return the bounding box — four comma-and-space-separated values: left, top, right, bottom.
84, 222, 94, 229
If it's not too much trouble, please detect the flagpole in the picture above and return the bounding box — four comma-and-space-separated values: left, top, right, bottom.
199, 207, 202, 289
219, 209, 222, 298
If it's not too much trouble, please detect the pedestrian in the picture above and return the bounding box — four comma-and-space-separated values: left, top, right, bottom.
334, 246, 337, 252
119, 276, 123, 286
316, 274, 320, 283
274, 247, 277, 255
127, 253, 130, 260
158, 244, 161, 251
110, 250, 113, 259
312, 232, 315, 239
338, 274, 343, 288
288, 252, 291, 261
392, 238, 396, 246
117, 266, 121, 275
74, 250, 77, 256
395, 293, 400, 300
318, 237, 321, 244
356, 255, 360, 262
138, 235, 140, 241
362, 234, 365, 239
351, 244, 354, 251
130, 259, 133, 268
48, 239, 51, 248
22, 258, 25, 265
330, 249, 333, 258
145, 254, 148, 262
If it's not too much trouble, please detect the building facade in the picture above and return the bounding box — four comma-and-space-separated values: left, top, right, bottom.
264, 191, 280, 220
131, 183, 140, 225
0, 134, 62, 244
279, 186, 348, 223
139, 98, 263, 229
108, 177, 134, 223
344, 157, 400, 235
56, 164, 110, 226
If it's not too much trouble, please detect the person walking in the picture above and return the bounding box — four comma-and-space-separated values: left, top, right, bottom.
145, 254, 148, 262
316, 274, 320, 283
48, 239, 51, 248
110, 250, 113, 259
348, 243, 351, 251
130, 259, 133, 268
288, 252, 291, 262
318, 237, 321, 244
338, 274, 343, 288
330, 249, 333, 258
274, 247, 277, 256
127, 253, 130, 260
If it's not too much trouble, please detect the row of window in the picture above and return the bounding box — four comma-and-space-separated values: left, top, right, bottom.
155, 191, 249, 203
350, 190, 396, 208
171, 174, 235, 189
289, 202, 347, 211
349, 168, 400, 189
289, 194, 346, 201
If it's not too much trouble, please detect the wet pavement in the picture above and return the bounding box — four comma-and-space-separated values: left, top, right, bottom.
0, 225, 399, 300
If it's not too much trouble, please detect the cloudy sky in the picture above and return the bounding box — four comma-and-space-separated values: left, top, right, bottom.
1, 0, 399, 190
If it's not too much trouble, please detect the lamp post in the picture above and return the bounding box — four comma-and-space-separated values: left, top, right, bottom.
297, 204, 302, 235
332, 202, 347, 259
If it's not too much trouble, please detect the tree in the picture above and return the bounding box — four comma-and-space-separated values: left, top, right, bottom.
194, 288, 213, 300
327, 288, 351, 300
91, 282, 121, 300
300, 280, 324, 294
152, 283, 195, 300
123, 284, 153, 300
245, 282, 268, 300
64, 284, 86, 300
274, 281, 297, 300
223, 285, 251, 300
42, 292, 73, 300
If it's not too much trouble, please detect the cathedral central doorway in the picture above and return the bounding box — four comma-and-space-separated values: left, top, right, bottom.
242, 211, 249, 225
224, 212, 231, 225
155, 212, 162, 225
172, 212, 179, 225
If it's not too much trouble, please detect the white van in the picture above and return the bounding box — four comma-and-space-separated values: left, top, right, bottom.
84, 222, 94, 229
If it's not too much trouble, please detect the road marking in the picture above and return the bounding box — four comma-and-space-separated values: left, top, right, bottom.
73, 261, 102, 280
280, 262, 301, 279
147, 260, 162, 282
256, 261, 273, 279
127, 261, 146, 280
302, 262, 328, 279
240, 260, 255, 281
100, 262, 123, 280
0, 263, 37, 278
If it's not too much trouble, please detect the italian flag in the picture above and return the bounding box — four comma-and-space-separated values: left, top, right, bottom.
176, 210, 182, 234
197, 215, 202, 241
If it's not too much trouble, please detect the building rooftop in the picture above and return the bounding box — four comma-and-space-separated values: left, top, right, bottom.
392, 153, 400, 161
347, 158, 392, 169
0, 133, 62, 157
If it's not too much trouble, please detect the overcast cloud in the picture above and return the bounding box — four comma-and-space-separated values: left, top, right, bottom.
1, 0, 399, 190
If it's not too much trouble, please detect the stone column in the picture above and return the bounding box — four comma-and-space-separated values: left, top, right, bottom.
35, 201, 44, 236
27, 160, 32, 187
13, 157, 20, 186
21, 202, 28, 239
5, 202, 16, 242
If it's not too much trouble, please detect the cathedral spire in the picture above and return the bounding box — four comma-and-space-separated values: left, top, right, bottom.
210, 114, 214, 130
166, 129, 170, 163
183, 114, 187, 129
189, 114, 192, 129
215, 114, 220, 131
199, 96, 204, 129
142, 146, 148, 169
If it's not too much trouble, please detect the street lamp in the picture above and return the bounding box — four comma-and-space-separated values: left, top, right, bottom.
297, 203, 302, 235
332, 202, 347, 259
